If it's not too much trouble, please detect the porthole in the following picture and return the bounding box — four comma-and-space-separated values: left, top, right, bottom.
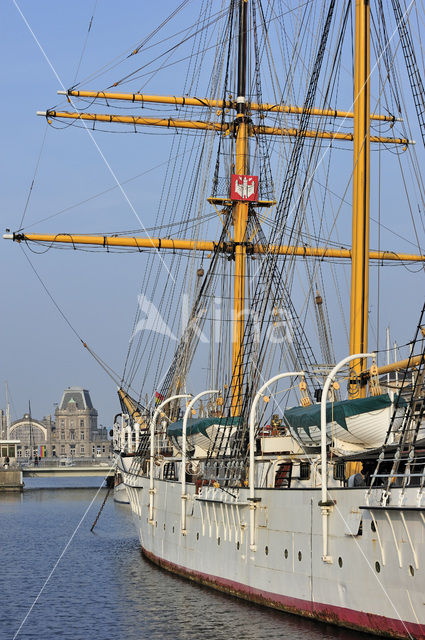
375, 561, 381, 573
196, 532, 199, 541
409, 565, 415, 577
236, 541, 240, 550
284, 548, 288, 559
163, 523, 166, 531
338, 557, 343, 568
265, 546, 269, 556
218, 537, 221, 546
371, 520, 376, 532
298, 551, 302, 562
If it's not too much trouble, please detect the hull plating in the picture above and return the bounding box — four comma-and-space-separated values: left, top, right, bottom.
125, 476, 425, 640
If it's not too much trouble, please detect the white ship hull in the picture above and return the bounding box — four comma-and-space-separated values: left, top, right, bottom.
124, 474, 425, 639
113, 453, 135, 504
113, 480, 129, 504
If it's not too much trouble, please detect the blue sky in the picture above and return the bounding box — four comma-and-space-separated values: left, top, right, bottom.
1, 1, 425, 426
0, 0, 185, 425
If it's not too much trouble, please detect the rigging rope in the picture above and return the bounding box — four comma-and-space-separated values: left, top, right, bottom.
18, 123, 48, 231
391, 0, 425, 149
20, 245, 122, 387
73, 0, 99, 84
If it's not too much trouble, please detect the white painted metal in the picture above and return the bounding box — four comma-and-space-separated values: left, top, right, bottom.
113, 479, 130, 504
149, 394, 191, 523
124, 424, 132, 452
320, 353, 373, 563
181, 390, 218, 532
249, 371, 304, 550
134, 422, 141, 450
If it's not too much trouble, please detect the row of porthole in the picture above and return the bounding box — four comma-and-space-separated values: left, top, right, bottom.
259, 547, 304, 561
160, 526, 285, 557
374, 561, 414, 577
160, 523, 415, 576
162, 526, 234, 546
163, 526, 416, 576
163, 527, 238, 547
256, 546, 414, 577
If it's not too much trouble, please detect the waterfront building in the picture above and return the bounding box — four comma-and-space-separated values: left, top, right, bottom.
9, 414, 53, 458
0, 440, 20, 461
53, 387, 110, 458
7, 387, 111, 459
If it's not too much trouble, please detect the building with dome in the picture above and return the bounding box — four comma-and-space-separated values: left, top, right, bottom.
9, 414, 54, 458
53, 387, 110, 458
8, 387, 110, 459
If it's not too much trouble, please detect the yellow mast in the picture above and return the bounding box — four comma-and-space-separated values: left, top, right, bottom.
231, 0, 249, 416
349, 0, 370, 397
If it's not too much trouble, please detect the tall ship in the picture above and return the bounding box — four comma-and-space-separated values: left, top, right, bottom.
6, 1, 425, 637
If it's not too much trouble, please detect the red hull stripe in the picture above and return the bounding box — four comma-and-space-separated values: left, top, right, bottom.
142, 546, 425, 640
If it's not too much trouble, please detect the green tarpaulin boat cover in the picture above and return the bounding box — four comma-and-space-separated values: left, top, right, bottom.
284, 393, 400, 437
167, 416, 240, 438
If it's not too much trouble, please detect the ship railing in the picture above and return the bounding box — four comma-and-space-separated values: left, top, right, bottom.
366, 324, 425, 506
203, 459, 245, 487
372, 472, 425, 480
154, 434, 173, 456
369, 454, 425, 481
196, 483, 241, 503
368, 449, 425, 506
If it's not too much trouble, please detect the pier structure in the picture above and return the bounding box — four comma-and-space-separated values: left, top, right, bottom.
0, 468, 24, 491
20, 459, 114, 478
0, 458, 114, 491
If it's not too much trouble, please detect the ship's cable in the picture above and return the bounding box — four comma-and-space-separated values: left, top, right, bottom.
73, 0, 99, 84
17, 122, 48, 232
19, 245, 123, 388
12, 467, 115, 640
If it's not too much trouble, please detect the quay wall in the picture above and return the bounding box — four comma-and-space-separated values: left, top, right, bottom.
0, 469, 23, 491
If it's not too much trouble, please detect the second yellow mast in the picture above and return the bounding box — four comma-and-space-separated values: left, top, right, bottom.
349, 0, 370, 396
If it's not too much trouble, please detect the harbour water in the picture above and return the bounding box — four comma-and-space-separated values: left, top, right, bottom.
1, 479, 364, 640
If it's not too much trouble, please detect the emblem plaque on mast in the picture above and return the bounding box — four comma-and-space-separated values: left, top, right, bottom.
231, 174, 258, 201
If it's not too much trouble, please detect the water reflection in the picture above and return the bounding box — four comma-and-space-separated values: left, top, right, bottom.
0, 492, 23, 506
0, 482, 364, 640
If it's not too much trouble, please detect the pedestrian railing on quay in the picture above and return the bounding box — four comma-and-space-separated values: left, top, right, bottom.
16, 457, 113, 469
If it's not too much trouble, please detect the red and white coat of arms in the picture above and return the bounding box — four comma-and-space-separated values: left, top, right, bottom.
231, 174, 259, 201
